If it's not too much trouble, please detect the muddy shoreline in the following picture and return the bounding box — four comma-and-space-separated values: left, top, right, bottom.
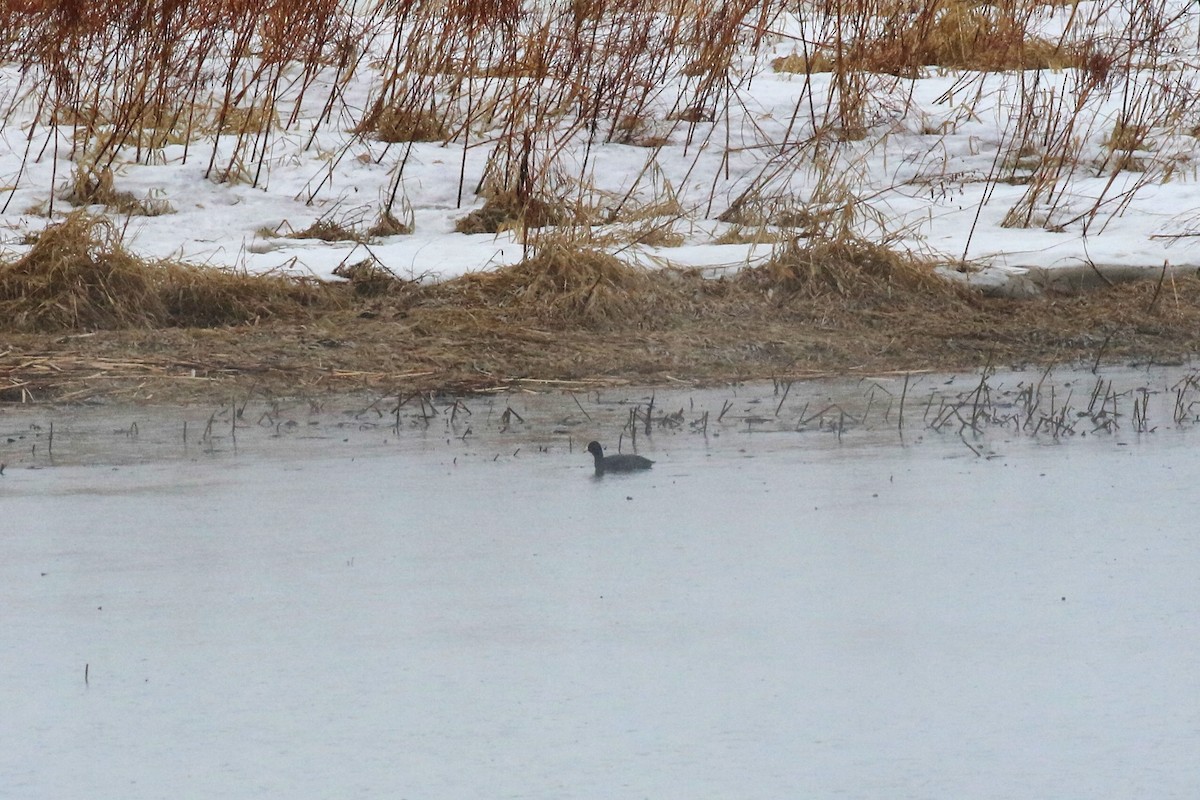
3, 270, 1200, 406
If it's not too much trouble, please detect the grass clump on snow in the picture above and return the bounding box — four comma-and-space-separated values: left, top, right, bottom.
0, 213, 332, 332
367, 210, 414, 238
772, 51, 835, 74
332, 258, 415, 298
880, 2, 1075, 73
745, 235, 965, 305
286, 219, 365, 243
442, 241, 696, 329
454, 191, 586, 235
358, 106, 449, 143
61, 165, 173, 217
279, 209, 413, 243
773, 1, 1077, 78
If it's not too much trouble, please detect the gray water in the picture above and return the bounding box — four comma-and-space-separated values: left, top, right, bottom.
3, 366, 1199, 798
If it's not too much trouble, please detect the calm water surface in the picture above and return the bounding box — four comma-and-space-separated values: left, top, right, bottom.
3, 367, 1198, 799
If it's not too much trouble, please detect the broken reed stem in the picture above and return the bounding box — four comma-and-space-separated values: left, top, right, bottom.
1092, 334, 1111, 374
1148, 260, 1169, 314
775, 380, 792, 416
923, 390, 938, 425
570, 392, 592, 421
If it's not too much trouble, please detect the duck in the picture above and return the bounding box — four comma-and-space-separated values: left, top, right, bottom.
587, 440, 654, 474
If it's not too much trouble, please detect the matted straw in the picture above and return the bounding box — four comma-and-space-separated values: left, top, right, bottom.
0, 213, 333, 331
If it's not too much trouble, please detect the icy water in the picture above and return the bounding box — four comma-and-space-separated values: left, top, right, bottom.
3, 367, 1199, 799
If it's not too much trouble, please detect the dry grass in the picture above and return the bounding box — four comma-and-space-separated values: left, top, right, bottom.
772, 51, 836, 74
3, 1, 1200, 403
2, 0, 1189, 246
717, 198, 825, 231
714, 225, 788, 245
3, 220, 1200, 403
623, 224, 686, 248
434, 242, 703, 329
5, 264, 1200, 405
331, 258, 415, 298
792, 0, 1083, 80
896, 2, 1077, 72
60, 165, 172, 217
358, 105, 449, 143
454, 191, 585, 234
1104, 120, 1154, 154
280, 211, 412, 243
215, 105, 278, 136
0, 213, 333, 332
612, 114, 674, 147
743, 236, 964, 305
367, 210, 413, 238
287, 219, 365, 243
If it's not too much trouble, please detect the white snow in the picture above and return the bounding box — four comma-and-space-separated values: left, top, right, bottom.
2, 368, 1199, 797
3, 2, 1200, 290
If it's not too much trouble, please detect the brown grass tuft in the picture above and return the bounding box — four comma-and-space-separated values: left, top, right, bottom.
0, 214, 162, 330
918, 5, 1070, 71
743, 236, 968, 305
454, 191, 583, 234
772, 51, 835, 74
366, 210, 414, 238
0, 213, 332, 332
437, 243, 698, 328
158, 265, 330, 328
60, 165, 172, 217
332, 258, 414, 298
714, 225, 788, 245
216, 105, 278, 136
287, 219, 365, 242
718, 197, 825, 231
858, 1, 1081, 74
359, 106, 449, 143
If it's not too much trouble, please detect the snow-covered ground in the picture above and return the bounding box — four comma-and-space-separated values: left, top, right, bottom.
3, 369, 1199, 797
3, 1, 1200, 291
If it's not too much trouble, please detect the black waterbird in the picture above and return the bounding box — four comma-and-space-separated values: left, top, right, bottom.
586, 441, 654, 474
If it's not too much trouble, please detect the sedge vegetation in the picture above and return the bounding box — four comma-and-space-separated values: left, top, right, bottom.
4, 0, 1196, 243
